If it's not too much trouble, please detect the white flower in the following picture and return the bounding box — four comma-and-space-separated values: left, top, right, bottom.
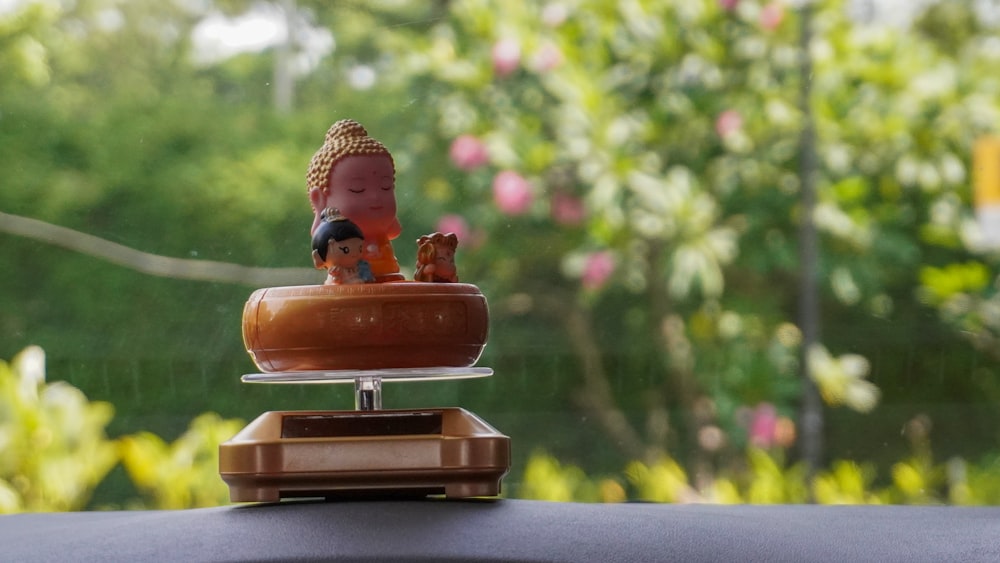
13, 345, 45, 403
808, 344, 880, 413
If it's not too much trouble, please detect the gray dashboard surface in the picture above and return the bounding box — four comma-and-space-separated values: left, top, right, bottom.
2, 499, 999, 562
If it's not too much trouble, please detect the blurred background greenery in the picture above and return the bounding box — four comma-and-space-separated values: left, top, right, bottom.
3, 0, 1000, 509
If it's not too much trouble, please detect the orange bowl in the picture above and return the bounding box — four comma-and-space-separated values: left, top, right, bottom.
242, 282, 489, 372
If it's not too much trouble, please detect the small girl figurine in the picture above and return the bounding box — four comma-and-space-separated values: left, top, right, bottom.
311, 208, 376, 285
414, 232, 459, 283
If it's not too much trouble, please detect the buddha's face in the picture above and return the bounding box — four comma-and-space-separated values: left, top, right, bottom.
319, 154, 396, 237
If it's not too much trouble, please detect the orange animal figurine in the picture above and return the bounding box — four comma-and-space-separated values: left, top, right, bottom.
414, 232, 459, 283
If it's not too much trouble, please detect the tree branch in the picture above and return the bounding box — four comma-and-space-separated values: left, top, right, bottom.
0, 211, 317, 287
498, 291, 651, 461
562, 303, 651, 462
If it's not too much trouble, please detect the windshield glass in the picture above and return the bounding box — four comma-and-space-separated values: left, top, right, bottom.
2, 0, 1000, 510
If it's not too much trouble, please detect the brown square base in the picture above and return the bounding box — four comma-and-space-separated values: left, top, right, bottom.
219, 407, 510, 502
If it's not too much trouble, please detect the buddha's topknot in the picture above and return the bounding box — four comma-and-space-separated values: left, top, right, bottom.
306, 119, 394, 195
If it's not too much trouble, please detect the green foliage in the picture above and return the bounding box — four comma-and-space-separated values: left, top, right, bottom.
0, 347, 242, 512
0, 1, 57, 88
519, 450, 614, 502
120, 412, 244, 509
918, 260, 1000, 364
919, 262, 991, 303
0, 347, 116, 512
813, 460, 882, 504
625, 457, 706, 503
375, 0, 1000, 464
519, 446, 1000, 505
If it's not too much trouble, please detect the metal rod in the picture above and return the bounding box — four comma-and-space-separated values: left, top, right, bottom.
797, 1, 824, 485
354, 376, 382, 411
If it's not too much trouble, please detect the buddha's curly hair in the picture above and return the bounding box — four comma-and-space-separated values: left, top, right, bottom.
306, 119, 394, 200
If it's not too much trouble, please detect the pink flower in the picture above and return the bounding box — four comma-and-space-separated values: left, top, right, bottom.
760, 2, 785, 31
718, 0, 739, 10
715, 109, 743, 138
531, 42, 563, 73
449, 135, 489, 171
582, 251, 615, 290
435, 214, 486, 249
749, 403, 778, 448
436, 214, 470, 242
492, 38, 521, 77
492, 170, 533, 215
551, 192, 586, 226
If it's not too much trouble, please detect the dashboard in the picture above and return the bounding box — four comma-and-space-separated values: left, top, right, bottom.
3, 499, 999, 562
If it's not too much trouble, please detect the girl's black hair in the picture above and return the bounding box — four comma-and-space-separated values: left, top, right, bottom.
312, 217, 365, 261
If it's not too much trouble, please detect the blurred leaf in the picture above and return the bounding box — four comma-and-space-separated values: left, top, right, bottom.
0, 347, 117, 513
120, 413, 244, 509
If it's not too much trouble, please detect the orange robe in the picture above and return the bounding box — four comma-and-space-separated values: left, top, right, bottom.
365, 236, 403, 281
